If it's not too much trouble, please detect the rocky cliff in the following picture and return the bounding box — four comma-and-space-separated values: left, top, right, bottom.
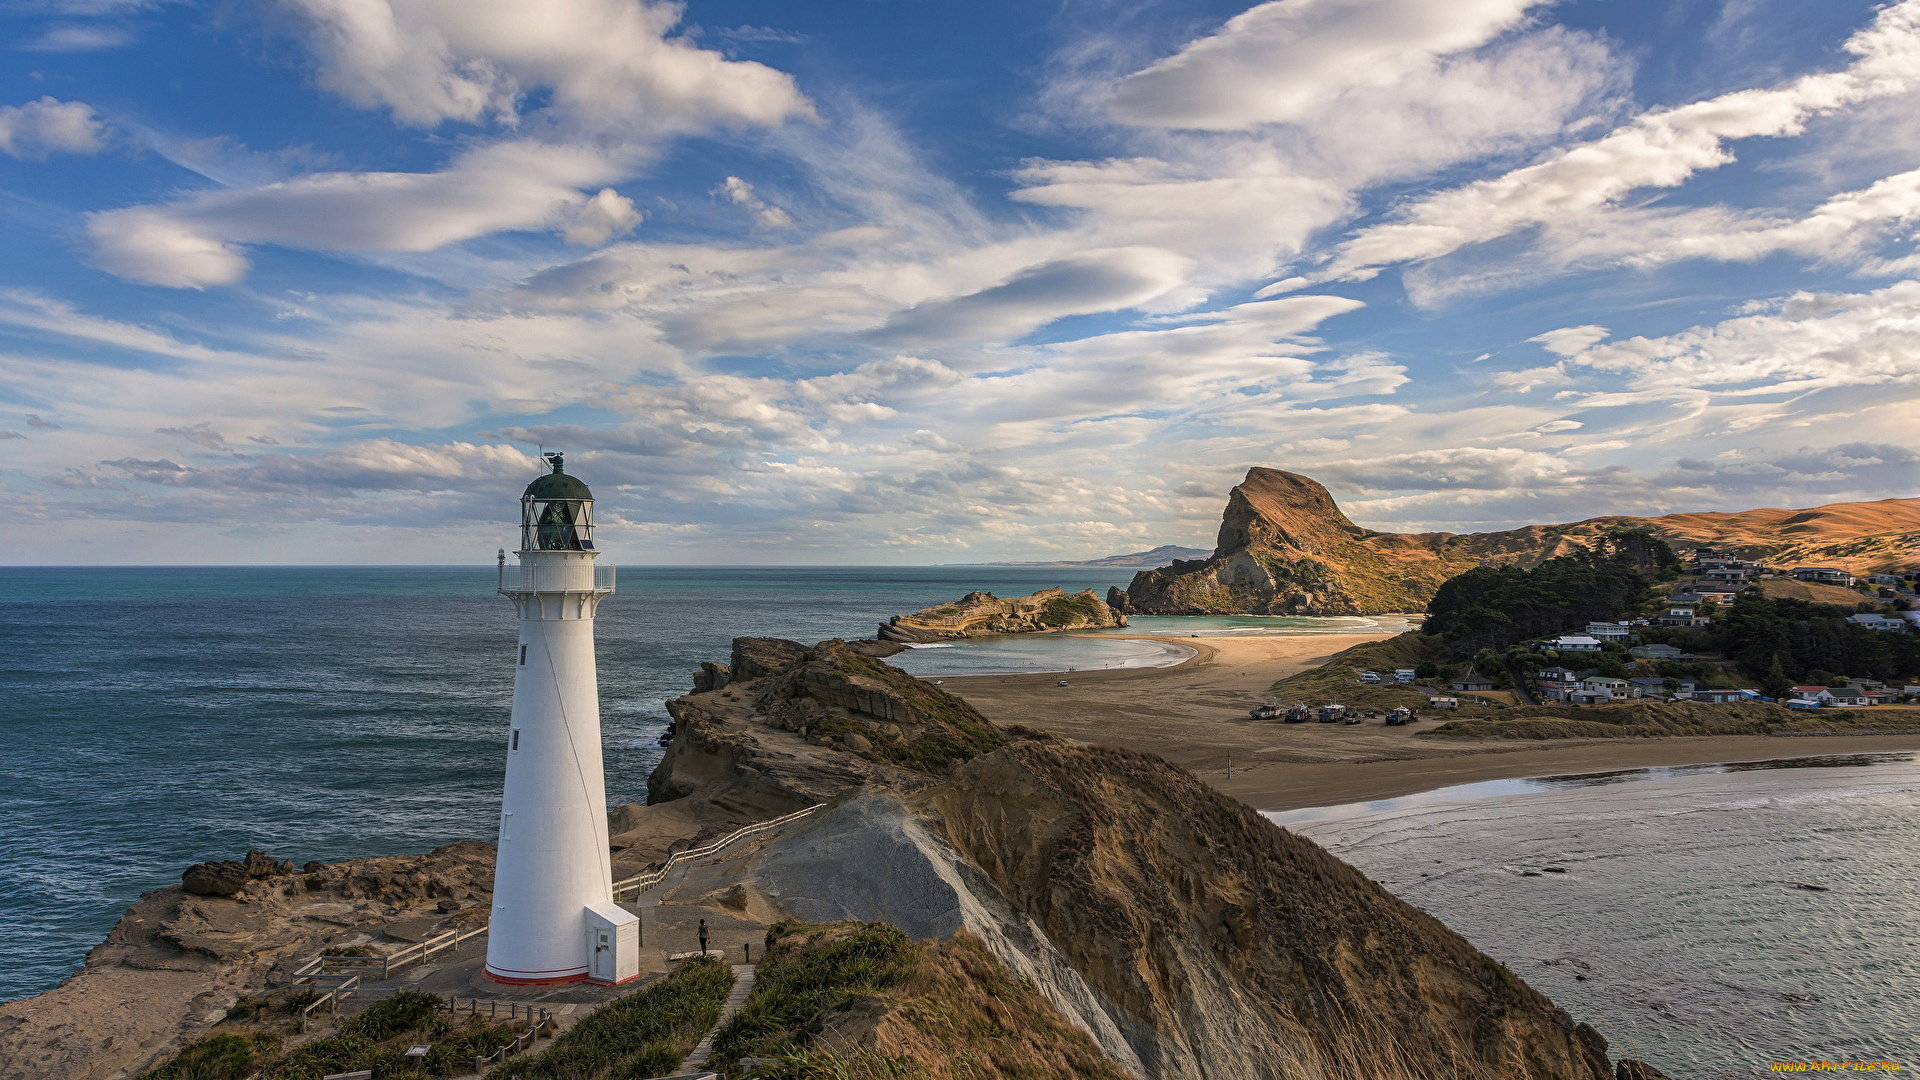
0, 844, 496, 1080
1121, 466, 1920, 615
639, 641, 1652, 1079
647, 636, 1020, 833
879, 586, 1126, 643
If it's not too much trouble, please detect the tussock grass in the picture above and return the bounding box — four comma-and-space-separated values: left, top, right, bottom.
1423, 702, 1920, 739
491, 953, 735, 1080
138, 1031, 281, 1080
142, 992, 529, 1080
709, 922, 1130, 1080
1263, 632, 1441, 710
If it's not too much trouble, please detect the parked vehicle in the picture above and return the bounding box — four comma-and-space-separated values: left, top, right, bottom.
1318, 704, 1346, 723
1249, 703, 1281, 720
1384, 706, 1413, 726
1358, 670, 1382, 683
1283, 705, 1311, 723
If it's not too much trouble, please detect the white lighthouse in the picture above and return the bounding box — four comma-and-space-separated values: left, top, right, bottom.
485, 453, 637, 986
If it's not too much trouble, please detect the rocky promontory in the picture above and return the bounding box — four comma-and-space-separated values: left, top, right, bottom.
7, 632, 1678, 1079
641, 636, 1624, 1079
878, 586, 1126, 643
1121, 465, 1920, 616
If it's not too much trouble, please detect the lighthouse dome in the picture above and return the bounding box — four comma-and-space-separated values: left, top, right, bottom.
523, 453, 592, 500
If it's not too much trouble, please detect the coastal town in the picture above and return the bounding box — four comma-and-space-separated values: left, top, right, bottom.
1237, 546, 1920, 733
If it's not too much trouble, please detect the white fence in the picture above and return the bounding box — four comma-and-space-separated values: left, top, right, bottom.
613, 804, 822, 899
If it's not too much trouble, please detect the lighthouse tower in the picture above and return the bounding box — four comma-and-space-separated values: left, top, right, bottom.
485, 453, 635, 985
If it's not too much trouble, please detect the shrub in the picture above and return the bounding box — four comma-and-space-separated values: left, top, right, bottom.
344, 991, 445, 1040
709, 923, 915, 1068
490, 953, 734, 1080
139, 1032, 281, 1080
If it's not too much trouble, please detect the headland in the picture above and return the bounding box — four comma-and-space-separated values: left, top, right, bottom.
936, 630, 1920, 811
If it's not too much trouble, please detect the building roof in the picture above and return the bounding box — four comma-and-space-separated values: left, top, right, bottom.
523, 454, 594, 501
1553, 635, 1601, 645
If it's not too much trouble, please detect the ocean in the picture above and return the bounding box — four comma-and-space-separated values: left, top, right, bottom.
2, 566, 1913, 1076
0, 564, 1144, 1002
1272, 755, 1920, 1078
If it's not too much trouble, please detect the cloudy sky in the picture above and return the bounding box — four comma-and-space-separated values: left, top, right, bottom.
2, 0, 1918, 564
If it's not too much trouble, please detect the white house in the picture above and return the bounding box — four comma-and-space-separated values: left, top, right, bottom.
1584, 622, 1631, 643
1847, 613, 1909, 632
1581, 676, 1633, 700
1792, 566, 1855, 586
1551, 635, 1603, 652
1656, 604, 1706, 627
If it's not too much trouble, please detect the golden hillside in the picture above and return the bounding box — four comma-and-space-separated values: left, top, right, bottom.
1120, 468, 1917, 616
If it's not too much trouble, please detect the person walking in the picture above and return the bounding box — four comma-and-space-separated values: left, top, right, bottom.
697, 918, 710, 955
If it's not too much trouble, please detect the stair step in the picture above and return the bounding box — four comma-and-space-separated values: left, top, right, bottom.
677, 964, 756, 1070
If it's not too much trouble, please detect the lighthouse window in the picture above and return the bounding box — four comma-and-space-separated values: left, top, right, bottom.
511, 729, 520, 751
519, 644, 527, 666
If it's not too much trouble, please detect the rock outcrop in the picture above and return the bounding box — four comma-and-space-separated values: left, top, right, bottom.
645, 636, 1020, 840
0, 843, 495, 1080
1125, 466, 1920, 615
736, 742, 1620, 1080
879, 587, 1126, 643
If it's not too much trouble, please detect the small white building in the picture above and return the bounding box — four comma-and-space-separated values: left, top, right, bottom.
1847, 613, 1909, 633
1582, 676, 1632, 700
1550, 635, 1603, 652
1584, 622, 1631, 643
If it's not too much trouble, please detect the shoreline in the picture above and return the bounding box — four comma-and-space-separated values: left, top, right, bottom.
937, 630, 1920, 813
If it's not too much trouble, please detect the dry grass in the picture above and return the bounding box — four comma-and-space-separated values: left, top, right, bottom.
1424, 701, 1920, 739
1263, 632, 1443, 710
710, 923, 1128, 1080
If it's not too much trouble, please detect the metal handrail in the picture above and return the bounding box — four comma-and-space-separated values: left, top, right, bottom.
497, 558, 616, 596
612, 804, 822, 899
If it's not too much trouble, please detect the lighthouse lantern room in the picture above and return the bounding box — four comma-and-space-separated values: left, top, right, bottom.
485, 452, 636, 986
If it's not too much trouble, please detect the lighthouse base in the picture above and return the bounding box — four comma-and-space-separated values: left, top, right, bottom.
481, 966, 590, 986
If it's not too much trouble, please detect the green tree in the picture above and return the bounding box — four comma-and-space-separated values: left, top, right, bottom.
1760, 654, 1795, 700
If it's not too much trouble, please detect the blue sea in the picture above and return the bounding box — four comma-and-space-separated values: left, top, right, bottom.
3, 567, 1915, 1078
0, 564, 1148, 1002
1273, 756, 1920, 1079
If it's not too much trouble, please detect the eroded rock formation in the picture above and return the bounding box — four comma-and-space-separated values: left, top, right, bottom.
879, 587, 1126, 643
1125, 466, 1920, 615
0, 843, 494, 1080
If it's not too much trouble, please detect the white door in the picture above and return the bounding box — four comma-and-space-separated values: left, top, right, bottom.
589, 928, 613, 981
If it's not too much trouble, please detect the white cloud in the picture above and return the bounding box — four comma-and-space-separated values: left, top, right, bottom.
19, 23, 135, 51
712, 175, 793, 229
0, 96, 107, 158
86, 140, 625, 287
1109, 0, 1547, 130
280, 0, 811, 134
1316, 0, 1920, 285
561, 187, 642, 246
1530, 325, 1609, 356
872, 247, 1196, 345
1560, 279, 1920, 396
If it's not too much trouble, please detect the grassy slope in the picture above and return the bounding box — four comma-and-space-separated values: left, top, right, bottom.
139, 992, 524, 1080
1424, 702, 1920, 739
491, 955, 735, 1080
708, 921, 1128, 1080
1263, 632, 1443, 710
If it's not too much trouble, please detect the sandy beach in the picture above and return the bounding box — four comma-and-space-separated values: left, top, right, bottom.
941, 632, 1920, 812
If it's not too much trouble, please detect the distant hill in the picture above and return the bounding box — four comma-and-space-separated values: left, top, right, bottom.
1119, 467, 1919, 616
942, 544, 1213, 568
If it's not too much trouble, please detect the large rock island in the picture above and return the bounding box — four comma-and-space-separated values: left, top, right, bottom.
879, 586, 1126, 643
1120, 465, 1920, 615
